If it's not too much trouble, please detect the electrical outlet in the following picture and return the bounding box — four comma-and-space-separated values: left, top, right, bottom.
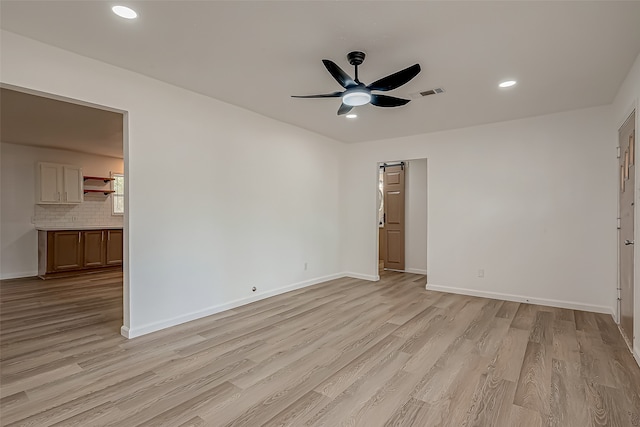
478, 269, 484, 278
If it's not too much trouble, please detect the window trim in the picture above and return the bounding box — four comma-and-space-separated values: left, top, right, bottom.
112, 172, 124, 216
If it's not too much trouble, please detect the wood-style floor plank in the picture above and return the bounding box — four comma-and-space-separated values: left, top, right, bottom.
2, 270, 639, 426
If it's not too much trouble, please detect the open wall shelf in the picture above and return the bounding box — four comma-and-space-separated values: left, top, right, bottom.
83, 189, 115, 195
83, 176, 114, 183
83, 175, 114, 196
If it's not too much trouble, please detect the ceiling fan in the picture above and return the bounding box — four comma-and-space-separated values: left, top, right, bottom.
292, 51, 421, 116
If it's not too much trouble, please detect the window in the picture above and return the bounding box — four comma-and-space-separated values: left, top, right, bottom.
112, 173, 124, 215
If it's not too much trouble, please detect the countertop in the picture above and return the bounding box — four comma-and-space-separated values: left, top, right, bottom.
36, 226, 123, 231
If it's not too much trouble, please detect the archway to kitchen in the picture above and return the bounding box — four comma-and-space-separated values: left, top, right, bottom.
0, 83, 130, 331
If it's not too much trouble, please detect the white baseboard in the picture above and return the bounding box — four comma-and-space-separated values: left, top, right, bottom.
634, 348, 640, 368
120, 325, 131, 338
383, 268, 426, 275
344, 272, 379, 281
425, 284, 614, 316
123, 272, 346, 338
0, 271, 38, 280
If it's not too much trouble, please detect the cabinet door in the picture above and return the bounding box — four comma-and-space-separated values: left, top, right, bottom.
38, 163, 61, 203
63, 166, 83, 203
83, 230, 105, 267
105, 230, 123, 265
50, 231, 83, 271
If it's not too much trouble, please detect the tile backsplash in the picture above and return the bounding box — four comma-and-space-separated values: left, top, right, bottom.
35, 196, 123, 228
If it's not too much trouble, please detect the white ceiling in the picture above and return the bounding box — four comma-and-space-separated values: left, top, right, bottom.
2, 1, 640, 144
0, 88, 124, 158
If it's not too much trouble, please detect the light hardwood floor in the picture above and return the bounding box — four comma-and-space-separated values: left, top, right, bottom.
1, 270, 639, 426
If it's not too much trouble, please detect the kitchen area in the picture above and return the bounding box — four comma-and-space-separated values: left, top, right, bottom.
1, 87, 125, 281
36, 165, 123, 278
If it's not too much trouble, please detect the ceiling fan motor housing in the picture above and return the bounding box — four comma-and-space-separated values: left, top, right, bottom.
347, 51, 366, 66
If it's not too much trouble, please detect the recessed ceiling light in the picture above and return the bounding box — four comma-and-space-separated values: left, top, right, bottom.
499, 80, 517, 88
112, 5, 137, 19
346, 113, 358, 119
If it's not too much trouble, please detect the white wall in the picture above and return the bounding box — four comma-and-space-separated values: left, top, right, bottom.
612, 50, 640, 362
1, 31, 344, 337
342, 105, 617, 314
0, 142, 124, 279
405, 159, 427, 274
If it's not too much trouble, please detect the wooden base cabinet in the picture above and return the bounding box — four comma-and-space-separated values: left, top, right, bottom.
106, 230, 123, 265
83, 230, 106, 268
51, 231, 83, 271
38, 229, 123, 278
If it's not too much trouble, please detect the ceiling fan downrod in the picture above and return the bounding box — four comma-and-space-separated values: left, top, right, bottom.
347, 51, 366, 83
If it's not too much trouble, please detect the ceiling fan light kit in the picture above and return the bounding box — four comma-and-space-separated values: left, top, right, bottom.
342, 89, 371, 107
292, 51, 421, 115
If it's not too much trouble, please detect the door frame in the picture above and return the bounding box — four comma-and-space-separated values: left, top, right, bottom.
616, 103, 638, 355
375, 158, 428, 279
617, 109, 635, 346
1, 83, 130, 333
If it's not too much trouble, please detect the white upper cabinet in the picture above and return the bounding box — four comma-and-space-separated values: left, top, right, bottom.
37, 162, 83, 204
38, 163, 60, 203
62, 166, 83, 203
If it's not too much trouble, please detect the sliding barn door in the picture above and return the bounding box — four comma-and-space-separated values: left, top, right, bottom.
383, 164, 405, 270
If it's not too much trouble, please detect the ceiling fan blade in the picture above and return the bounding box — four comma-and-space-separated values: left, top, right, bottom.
370, 94, 411, 107
291, 91, 343, 98
323, 60, 357, 89
367, 64, 421, 92
337, 103, 353, 115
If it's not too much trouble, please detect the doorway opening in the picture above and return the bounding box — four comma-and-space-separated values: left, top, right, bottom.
376, 158, 427, 278
0, 83, 129, 332
618, 109, 635, 348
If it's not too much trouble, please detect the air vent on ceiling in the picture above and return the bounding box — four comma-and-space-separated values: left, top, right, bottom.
419, 87, 445, 96
409, 87, 445, 99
